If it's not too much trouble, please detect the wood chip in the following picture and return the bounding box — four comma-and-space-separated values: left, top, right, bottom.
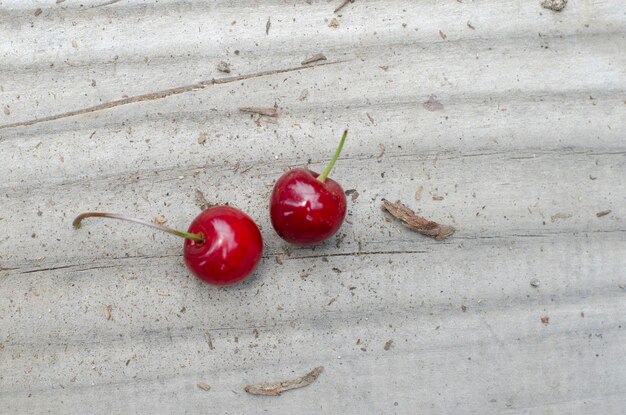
153, 215, 167, 225
244, 366, 324, 396
195, 189, 214, 211
71, 40, 78, 49
541, 0, 567, 11
240, 107, 278, 117
596, 209, 611, 218
415, 186, 424, 201
197, 131, 208, 145
334, 0, 354, 14
432, 195, 444, 201
301, 53, 327, 65
197, 382, 211, 391
439, 30, 447, 40
328, 18, 339, 28
275, 256, 283, 265
384, 340, 393, 351
104, 305, 112, 321
550, 212, 572, 222
216, 61, 231, 73
381, 199, 455, 240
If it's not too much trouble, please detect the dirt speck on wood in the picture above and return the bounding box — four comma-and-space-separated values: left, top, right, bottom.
197, 132, 208, 145
596, 210, 611, 218
216, 61, 231, 73
423, 95, 444, 112
244, 366, 324, 396
345, 189, 359, 202
266, 17, 271, 35
541, 315, 550, 325
381, 199, 455, 240
104, 305, 112, 321
328, 18, 339, 28
530, 278, 540, 287
541, 0, 567, 11
439, 30, 447, 40
384, 340, 393, 351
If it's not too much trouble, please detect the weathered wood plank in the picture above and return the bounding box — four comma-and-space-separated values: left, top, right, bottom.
1, 0, 625, 414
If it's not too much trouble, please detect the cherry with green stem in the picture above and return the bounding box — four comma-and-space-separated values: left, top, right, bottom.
270, 129, 349, 245
73, 206, 263, 286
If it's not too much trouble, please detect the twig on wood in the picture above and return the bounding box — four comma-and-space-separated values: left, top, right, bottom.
334, 0, 354, 14
240, 107, 278, 117
381, 199, 455, 240
244, 366, 324, 396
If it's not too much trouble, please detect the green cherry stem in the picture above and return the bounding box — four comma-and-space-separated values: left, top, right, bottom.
318, 129, 348, 183
72, 212, 204, 242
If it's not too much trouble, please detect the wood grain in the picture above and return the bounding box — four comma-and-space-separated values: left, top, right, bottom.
1, 1, 625, 414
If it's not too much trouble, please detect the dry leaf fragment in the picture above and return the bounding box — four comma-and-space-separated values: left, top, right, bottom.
240, 107, 278, 117
381, 199, 455, 240
244, 366, 324, 396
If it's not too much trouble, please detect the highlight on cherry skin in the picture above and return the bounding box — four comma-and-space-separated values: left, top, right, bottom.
72, 206, 263, 286
270, 129, 348, 245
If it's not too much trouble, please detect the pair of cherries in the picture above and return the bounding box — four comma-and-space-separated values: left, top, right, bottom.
74, 130, 348, 286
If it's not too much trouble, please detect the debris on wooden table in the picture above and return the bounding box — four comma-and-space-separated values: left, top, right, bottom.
216, 61, 231, 73
334, 0, 355, 14
153, 215, 167, 225
432, 195, 444, 201
197, 132, 208, 145
328, 18, 339, 28
596, 209, 611, 218
541, 0, 567, 12
195, 189, 214, 211
345, 189, 359, 202
439, 30, 447, 40
104, 305, 112, 321
244, 366, 324, 396
381, 199, 455, 240
423, 94, 444, 112
415, 186, 424, 201
541, 315, 550, 325
239, 107, 278, 117
384, 340, 393, 351
467, 21, 475, 30
301, 53, 327, 65
266, 17, 271, 35
530, 278, 540, 288
197, 382, 211, 391
550, 212, 572, 222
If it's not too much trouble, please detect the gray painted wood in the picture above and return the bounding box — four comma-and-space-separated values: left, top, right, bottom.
1, 0, 625, 413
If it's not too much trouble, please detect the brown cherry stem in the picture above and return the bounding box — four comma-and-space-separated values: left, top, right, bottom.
72, 212, 204, 242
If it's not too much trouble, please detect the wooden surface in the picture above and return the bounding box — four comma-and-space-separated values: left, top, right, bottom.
1, 1, 625, 413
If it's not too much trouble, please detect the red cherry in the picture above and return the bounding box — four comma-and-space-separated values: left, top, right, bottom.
183, 206, 263, 285
73, 206, 263, 286
270, 130, 348, 245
